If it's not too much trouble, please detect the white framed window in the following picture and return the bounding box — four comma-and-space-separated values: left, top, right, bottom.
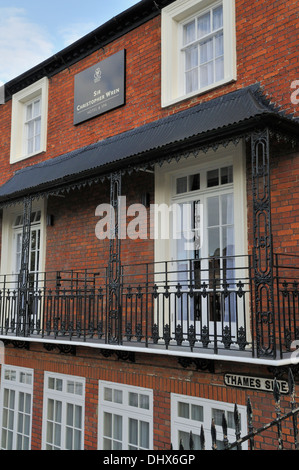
0, 365, 34, 450
98, 381, 153, 450
24, 97, 42, 156
171, 394, 247, 450
10, 77, 48, 163
42, 372, 85, 450
161, 0, 236, 107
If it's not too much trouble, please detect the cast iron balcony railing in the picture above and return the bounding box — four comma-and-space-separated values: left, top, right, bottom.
0, 254, 297, 360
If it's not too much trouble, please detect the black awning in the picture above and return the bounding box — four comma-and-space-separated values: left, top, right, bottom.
0, 84, 298, 202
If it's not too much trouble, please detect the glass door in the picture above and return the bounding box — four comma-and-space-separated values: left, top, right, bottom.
204, 192, 236, 337
172, 165, 236, 345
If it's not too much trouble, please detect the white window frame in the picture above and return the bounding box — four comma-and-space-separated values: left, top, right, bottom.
10, 77, 48, 163
0, 365, 34, 450
0, 200, 47, 278
171, 393, 248, 450
98, 381, 153, 450
161, 0, 236, 107
154, 142, 247, 265
42, 372, 85, 450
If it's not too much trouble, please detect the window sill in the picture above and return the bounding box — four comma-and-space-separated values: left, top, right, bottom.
161, 77, 237, 109
10, 150, 46, 165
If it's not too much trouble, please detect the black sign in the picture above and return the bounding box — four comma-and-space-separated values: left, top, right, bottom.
74, 50, 125, 125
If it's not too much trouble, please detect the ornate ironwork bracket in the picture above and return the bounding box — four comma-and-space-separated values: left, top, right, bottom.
100, 348, 135, 363
107, 171, 122, 345
251, 129, 275, 358
43, 343, 77, 355
18, 196, 32, 337
3, 339, 30, 350
177, 357, 215, 373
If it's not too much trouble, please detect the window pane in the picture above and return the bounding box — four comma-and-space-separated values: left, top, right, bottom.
104, 412, 112, 437
129, 393, 138, 408
140, 394, 150, 410
223, 226, 235, 257
207, 169, 219, 187
47, 399, 54, 421
129, 418, 138, 446
114, 390, 123, 404
227, 411, 237, 429
213, 5, 223, 30
25, 394, 31, 414
33, 99, 41, 118
66, 403, 73, 426
189, 173, 200, 191
191, 404, 203, 421
186, 69, 199, 94
75, 406, 82, 429
103, 438, 112, 450
221, 166, 233, 184
27, 121, 34, 139
140, 421, 150, 449
212, 408, 224, 426
186, 46, 198, 70
183, 20, 196, 45
66, 427, 72, 450
178, 401, 189, 419
200, 38, 213, 64
74, 429, 81, 450
197, 12, 210, 38
104, 387, 112, 402
221, 193, 234, 225
215, 32, 224, 58
207, 196, 219, 227
56, 379, 63, 392
176, 177, 187, 194
208, 227, 220, 257
215, 56, 224, 82
178, 430, 201, 450
54, 423, 61, 447
200, 61, 214, 88
26, 103, 33, 121
114, 415, 122, 441
55, 401, 62, 423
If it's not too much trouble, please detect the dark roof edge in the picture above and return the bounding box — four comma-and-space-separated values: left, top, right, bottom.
2, 111, 298, 206
4, 0, 174, 101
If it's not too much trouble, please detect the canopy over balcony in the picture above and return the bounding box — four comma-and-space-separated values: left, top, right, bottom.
0, 84, 298, 205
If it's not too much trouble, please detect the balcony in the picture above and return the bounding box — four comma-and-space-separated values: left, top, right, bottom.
0, 254, 298, 363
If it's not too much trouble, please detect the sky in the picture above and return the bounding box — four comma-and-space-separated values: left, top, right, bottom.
0, 0, 139, 85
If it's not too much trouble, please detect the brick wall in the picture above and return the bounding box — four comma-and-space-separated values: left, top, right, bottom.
2, 343, 296, 450
0, 0, 298, 185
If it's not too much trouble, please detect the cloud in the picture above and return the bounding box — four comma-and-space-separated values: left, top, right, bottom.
0, 7, 54, 84
59, 22, 98, 48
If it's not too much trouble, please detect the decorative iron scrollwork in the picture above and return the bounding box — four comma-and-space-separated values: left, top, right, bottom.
107, 171, 122, 345
251, 129, 275, 358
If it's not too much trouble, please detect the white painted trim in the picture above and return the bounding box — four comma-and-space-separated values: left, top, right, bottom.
171, 393, 247, 450
10, 77, 48, 163
161, 0, 236, 107
0, 365, 34, 450
0, 199, 47, 277
42, 371, 85, 450
98, 381, 153, 450
154, 141, 247, 264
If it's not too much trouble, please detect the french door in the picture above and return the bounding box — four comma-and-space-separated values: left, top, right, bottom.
172, 167, 236, 339
12, 210, 41, 289
12, 211, 42, 331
